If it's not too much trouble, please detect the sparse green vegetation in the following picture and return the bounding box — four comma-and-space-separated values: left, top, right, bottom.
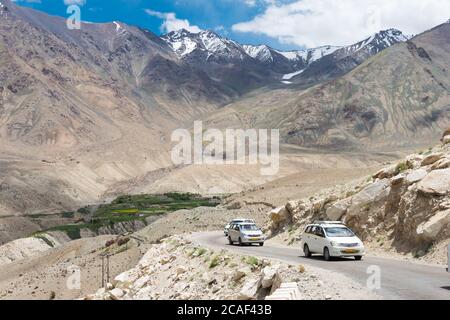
395, 161, 413, 174
193, 248, 207, 257
34, 233, 54, 247
45, 224, 82, 240
61, 211, 75, 218
244, 256, 259, 267
77, 207, 90, 215
345, 190, 357, 198
34, 193, 220, 239
209, 255, 221, 269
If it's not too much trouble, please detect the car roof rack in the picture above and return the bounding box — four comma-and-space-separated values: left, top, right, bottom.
313, 221, 345, 225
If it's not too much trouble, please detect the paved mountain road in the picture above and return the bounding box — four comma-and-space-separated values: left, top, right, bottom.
189, 231, 450, 300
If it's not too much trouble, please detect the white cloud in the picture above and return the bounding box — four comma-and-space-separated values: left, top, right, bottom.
63, 0, 86, 6
244, 0, 257, 6
232, 0, 450, 48
145, 9, 202, 34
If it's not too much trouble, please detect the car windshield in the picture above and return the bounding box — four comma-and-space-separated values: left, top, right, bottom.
240, 224, 259, 231
324, 227, 355, 237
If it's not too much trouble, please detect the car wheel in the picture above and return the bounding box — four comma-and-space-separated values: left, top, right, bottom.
323, 247, 331, 261
354, 256, 363, 261
238, 237, 243, 246
259, 242, 264, 247
228, 236, 233, 245
304, 244, 311, 257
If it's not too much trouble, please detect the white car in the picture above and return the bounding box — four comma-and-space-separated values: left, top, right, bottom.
228, 222, 265, 246
300, 221, 365, 261
224, 218, 255, 236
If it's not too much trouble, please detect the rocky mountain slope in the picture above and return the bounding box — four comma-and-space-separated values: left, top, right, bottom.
203, 22, 450, 151
85, 235, 378, 300
0, 0, 447, 240
290, 29, 411, 85
161, 29, 276, 94
0, 0, 225, 220
162, 28, 410, 88
266, 131, 450, 264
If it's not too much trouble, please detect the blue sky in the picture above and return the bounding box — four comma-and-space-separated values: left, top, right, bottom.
13, 0, 302, 50
12, 0, 450, 50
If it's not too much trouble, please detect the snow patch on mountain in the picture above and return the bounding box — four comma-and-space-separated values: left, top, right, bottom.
113, 21, 121, 31
282, 69, 304, 80
276, 45, 341, 65
112, 21, 127, 36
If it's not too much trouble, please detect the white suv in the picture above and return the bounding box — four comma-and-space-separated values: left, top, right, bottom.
300, 221, 365, 261
224, 218, 255, 236
228, 223, 265, 246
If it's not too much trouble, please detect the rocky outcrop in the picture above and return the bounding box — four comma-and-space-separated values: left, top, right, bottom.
326, 198, 351, 221
0, 234, 63, 266
265, 283, 302, 300
97, 220, 147, 236
416, 209, 450, 240
417, 169, 450, 196
268, 206, 292, 233
84, 235, 373, 300
237, 278, 261, 300
346, 179, 390, 218
267, 135, 450, 261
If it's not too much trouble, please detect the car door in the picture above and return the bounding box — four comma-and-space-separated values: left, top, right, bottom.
230, 224, 240, 241
306, 226, 318, 252
302, 226, 312, 249
315, 227, 326, 253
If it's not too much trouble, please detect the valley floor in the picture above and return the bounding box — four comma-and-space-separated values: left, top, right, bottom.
0, 144, 448, 300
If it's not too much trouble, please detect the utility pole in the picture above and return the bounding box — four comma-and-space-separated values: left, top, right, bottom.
101, 255, 105, 288
106, 254, 110, 284
447, 244, 449, 273
101, 253, 111, 287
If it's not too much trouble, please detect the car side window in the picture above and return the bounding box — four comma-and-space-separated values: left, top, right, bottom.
316, 227, 325, 237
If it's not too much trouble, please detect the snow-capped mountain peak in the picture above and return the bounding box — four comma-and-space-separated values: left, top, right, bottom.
275, 45, 342, 65
199, 30, 241, 56
161, 26, 410, 84
243, 44, 274, 63
162, 29, 246, 60
344, 28, 411, 54
162, 29, 199, 57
